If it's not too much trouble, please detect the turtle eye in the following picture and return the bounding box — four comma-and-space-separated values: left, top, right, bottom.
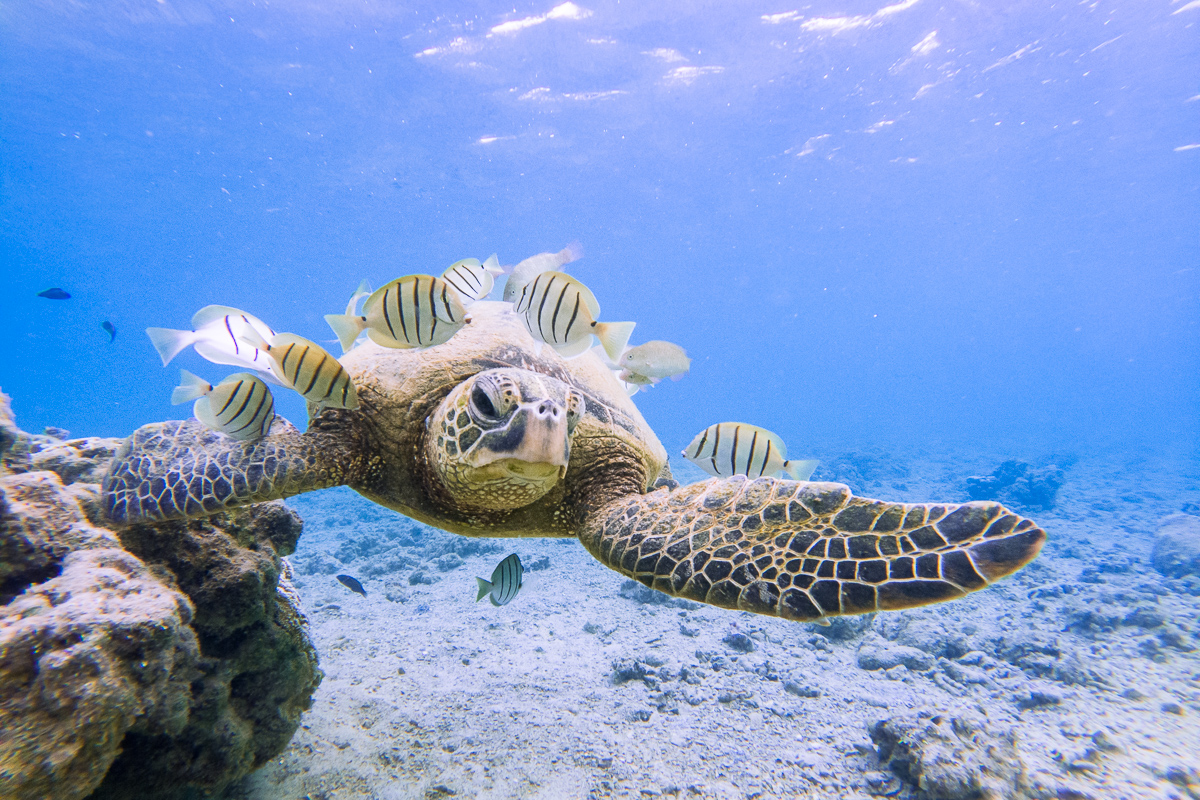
565, 391, 584, 432
471, 384, 497, 418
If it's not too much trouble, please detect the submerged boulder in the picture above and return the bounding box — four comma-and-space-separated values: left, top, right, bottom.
965, 460, 1064, 511
0, 395, 321, 800
1152, 513, 1200, 579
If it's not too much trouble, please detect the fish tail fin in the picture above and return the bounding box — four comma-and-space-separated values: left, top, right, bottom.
483, 254, 503, 276
171, 370, 211, 405
593, 321, 636, 362
146, 327, 196, 366
476, 578, 492, 602
344, 280, 372, 315
561, 240, 584, 264
325, 314, 366, 354
784, 459, 820, 481
236, 325, 270, 352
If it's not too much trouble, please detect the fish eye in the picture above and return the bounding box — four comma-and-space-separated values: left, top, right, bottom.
471, 384, 497, 418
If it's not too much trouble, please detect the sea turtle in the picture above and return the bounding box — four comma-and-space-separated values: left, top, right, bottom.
102, 302, 1045, 622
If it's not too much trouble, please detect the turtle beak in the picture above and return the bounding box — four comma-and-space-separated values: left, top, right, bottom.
465, 399, 571, 470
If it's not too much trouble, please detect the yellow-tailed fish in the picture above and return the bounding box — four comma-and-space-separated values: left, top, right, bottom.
324, 280, 373, 353
237, 328, 358, 410
683, 422, 818, 481
512, 271, 634, 360
476, 553, 524, 607
171, 370, 276, 441
618, 340, 691, 385
146, 306, 283, 382
501, 242, 583, 302
442, 255, 503, 304
324, 275, 467, 353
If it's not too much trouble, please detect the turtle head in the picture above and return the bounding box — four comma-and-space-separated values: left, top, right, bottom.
427, 368, 584, 511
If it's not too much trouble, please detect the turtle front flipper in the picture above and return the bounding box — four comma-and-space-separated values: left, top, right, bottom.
102, 417, 360, 525
578, 477, 1045, 621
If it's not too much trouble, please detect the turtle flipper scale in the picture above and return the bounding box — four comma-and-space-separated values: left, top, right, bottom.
102, 417, 351, 524
579, 477, 1045, 621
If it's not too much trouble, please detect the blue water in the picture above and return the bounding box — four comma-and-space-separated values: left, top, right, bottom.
2, 0, 1197, 461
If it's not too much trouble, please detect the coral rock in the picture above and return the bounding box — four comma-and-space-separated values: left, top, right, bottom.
0, 403, 322, 800
0, 471, 201, 800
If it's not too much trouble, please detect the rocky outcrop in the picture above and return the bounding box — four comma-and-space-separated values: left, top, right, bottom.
1152, 513, 1200, 579
0, 392, 322, 800
870, 709, 1027, 799
965, 460, 1064, 511
0, 471, 201, 800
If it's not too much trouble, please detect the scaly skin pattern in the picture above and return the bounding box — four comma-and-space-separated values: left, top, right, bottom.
578, 476, 1046, 620
102, 417, 364, 524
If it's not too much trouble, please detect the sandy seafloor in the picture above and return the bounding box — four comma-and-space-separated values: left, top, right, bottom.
234, 446, 1200, 800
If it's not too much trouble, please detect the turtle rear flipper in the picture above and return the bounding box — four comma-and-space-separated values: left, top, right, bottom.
102, 417, 355, 524
579, 477, 1045, 621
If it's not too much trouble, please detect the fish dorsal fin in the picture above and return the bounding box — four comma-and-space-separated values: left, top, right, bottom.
271, 332, 321, 351
192, 305, 273, 335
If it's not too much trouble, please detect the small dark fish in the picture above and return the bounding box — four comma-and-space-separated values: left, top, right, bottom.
38, 288, 71, 300
476, 553, 524, 607
336, 574, 367, 596
101, 321, 116, 342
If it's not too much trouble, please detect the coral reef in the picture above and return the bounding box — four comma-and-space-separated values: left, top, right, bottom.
0, 392, 321, 799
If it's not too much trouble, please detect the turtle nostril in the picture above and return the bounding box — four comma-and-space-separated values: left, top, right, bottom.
537, 400, 561, 418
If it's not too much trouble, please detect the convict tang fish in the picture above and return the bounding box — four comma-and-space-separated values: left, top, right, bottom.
171, 370, 276, 441
683, 422, 818, 481
501, 242, 583, 302
442, 255, 503, 303
476, 553, 524, 607
324, 274, 467, 353
512, 271, 634, 360
237, 328, 358, 411
146, 305, 283, 382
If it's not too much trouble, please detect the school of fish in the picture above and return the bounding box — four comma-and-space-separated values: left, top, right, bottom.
139, 243, 815, 489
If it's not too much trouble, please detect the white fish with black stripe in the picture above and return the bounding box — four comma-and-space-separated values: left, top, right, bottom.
683, 422, 818, 481
512, 271, 635, 360
236, 328, 359, 411
501, 242, 583, 302
324, 274, 468, 353
171, 370, 276, 441
476, 553, 524, 606
146, 306, 284, 383
442, 255, 503, 304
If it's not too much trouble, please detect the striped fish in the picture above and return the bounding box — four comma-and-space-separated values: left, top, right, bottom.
475, 553, 524, 607
237, 328, 359, 410
512, 271, 635, 360
146, 305, 283, 382
325, 275, 467, 353
502, 242, 583, 302
682, 422, 818, 481
171, 370, 276, 441
441, 255, 503, 303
